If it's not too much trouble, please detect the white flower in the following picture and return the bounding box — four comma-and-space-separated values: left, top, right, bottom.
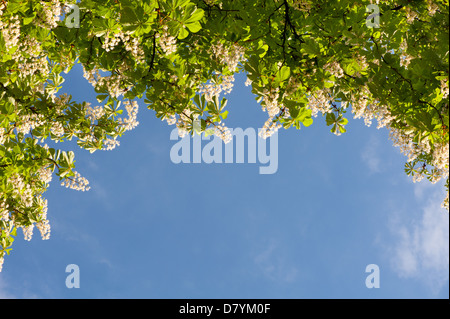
102, 31, 121, 52
118, 100, 139, 131
324, 61, 344, 78
214, 122, 232, 143
210, 42, 245, 71
82, 66, 129, 98
38, 167, 53, 184
85, 104, 105, 122
35, 0, 62, 29
259, 117, 282, 139
163, 114, 177, 126
36, 219, 51, 240
36, 198, 50, 240
259, 87, 282, 119
61, 171, 91, 191
51, 121, 65, 137
176, 108, 192, 138
307, 88, 333, 117
199, 75, 235, 102
102, 138, 120, 151
21, 224, 34, 241
156, 26, 177, 55
0, 15, 20, 51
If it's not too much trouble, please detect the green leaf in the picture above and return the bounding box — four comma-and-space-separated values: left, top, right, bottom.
339, 117, 348, 126
23, 15, 35, 25
185, 21, 201, 33
185, 7, 204, 24
279, 66, 290, 82
121, 7, 139, 25
220, 110, 229, 120
302, 117, 313, 127
178, 27, 189, 39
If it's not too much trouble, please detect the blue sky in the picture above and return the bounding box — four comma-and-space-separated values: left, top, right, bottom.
0, 66, 448, 299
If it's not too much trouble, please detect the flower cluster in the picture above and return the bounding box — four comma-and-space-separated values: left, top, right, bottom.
191, 42, 246, 142
261, 88, 281, 117
38, 167, 53, 184
118, 100, 139, 131
85, 103, 105, 123
15, 113, 46, 135
259, 117, 282, 139
83, 66, 129, 99
324, 61, 344, 78
124, 36, 145, 64
35, 0, 63, 29
199, 74, 235, 102
210, 42, 245, 72
21, 224, 34, 242
36, 219, 51, 241
1, 164, 53, 248
257, 87, 284, 139
163, 114, 177, 126
199, 42, 244, 101
61, 171, 91, 191
350, 89, 373, 127
102, 31, 122, 52
51, 121, 65, 137
102, 138, 120, 151
0, 15, 20, 51
0, 18, 49, 81
156, 25, 177, 55
389, 127, 430, 163
431, 142, 449, 178
307, 88, 333, 117
213, 122, 233, 143
175, 108, 193, 138
8, 174, 33, 208
101, 30, 145, 64
349, 86, 395, 129
387, 118, 448, 208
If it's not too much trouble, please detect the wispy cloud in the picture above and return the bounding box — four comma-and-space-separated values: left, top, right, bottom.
253, 240, 298, 284
361, 134, 381, 174
0, 277, 15, 299
388, 183, 449, 295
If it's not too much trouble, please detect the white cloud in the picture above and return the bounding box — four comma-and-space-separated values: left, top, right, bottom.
361, 134, 381, 174
388, 183, 449, 294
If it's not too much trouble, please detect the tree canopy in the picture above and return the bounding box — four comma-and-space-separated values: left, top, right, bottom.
0, 0, 448, 271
